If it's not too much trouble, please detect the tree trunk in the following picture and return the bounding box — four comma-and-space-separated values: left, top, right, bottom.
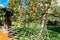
38, 14, 46, 40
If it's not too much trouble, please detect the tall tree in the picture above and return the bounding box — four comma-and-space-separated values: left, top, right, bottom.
8, 0, 60, 40
37, 0, 59, 40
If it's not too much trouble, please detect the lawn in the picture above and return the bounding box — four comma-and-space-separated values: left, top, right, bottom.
11, 23, 60, 40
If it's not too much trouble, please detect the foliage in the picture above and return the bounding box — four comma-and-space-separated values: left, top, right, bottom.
0, 0, 60, 40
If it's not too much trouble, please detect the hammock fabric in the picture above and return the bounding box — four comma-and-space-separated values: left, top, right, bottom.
0, 30, 9, 40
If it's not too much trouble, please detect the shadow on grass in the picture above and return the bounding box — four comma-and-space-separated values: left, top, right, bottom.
47, 25, 60, 33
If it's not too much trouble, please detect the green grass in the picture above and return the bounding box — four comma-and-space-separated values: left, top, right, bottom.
11, 23, 60, 40
47, 25, 60, 40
